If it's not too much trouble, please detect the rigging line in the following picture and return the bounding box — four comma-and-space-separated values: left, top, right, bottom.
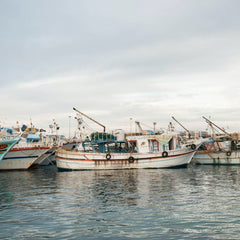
81, 120, 95, 132
138, 122, 154, 130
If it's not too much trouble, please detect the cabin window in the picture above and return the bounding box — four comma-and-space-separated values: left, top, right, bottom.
149, 140, 159, 152
27, 139, 39, 143
128, 141, 137, 152
168, 138, 173, 150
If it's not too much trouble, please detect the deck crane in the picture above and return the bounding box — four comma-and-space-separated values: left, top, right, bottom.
171, 116, 191, 139
73, 107, 106, 133
202, 116, 231, 137
135, 121, 144, 134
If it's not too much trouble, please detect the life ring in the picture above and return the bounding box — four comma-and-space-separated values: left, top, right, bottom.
128, 156, 134, 163
106, 153, 111, 160
226, 151, 231, 156
191, 144, 196, 150
162, 151, 168, 157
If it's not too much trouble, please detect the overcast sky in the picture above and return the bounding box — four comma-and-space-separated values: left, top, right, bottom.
1, 0, 240, 135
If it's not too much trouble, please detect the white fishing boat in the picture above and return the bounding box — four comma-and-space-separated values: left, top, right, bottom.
192, 138, 240, 165
0, 126, 51, 170
1, 145, 51, 170
56, 136, 198, 170
39, 120, 66, 166
55, 108, 199, 170
192, 116, 240, 165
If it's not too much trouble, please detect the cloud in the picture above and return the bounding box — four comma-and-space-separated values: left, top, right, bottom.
0, 0, 240, 135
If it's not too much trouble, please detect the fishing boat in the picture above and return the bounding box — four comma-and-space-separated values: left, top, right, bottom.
192, 136, 240, 165
38, 120, 66, 166
192, 116, 240, 165
55, 108, 199, 170
0, 125, 51, 170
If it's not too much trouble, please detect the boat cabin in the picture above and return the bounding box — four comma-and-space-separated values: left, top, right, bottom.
126, 134, 179, 153
78, 132, 131, 153
77, 132, 181, 154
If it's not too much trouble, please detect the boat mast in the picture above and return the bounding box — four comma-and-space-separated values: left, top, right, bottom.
171, 116, 191, 139
73, 107, 106, 133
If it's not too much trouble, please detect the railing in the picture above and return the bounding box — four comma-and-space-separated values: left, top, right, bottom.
0, 134, 20, 141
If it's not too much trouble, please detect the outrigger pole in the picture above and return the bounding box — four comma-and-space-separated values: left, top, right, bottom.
73, 107, 106, 133
171, 116, 191, 139
202, 116, 231, 136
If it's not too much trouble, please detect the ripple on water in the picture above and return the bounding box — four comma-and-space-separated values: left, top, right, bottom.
1, 166, 240, 239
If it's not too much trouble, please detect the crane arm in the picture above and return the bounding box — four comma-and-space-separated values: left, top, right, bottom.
171, 116, 191, 138
202, 116, 230, 136
73, 107, 106, 132
135, 121, 143, 133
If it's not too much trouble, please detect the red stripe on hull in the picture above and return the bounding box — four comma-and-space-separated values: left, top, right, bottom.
56, 150, 195, 162
10, 147, 50, 152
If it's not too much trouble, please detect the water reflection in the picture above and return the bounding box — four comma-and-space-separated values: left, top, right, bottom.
55, 169, 189, 208
0, 167, 57, 210
1, 166, 240, 239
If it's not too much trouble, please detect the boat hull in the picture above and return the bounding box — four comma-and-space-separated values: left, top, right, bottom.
192, 151, 240, 165
56, 148, 196, 170
36, 147, 56, 166
0, 147, 50, 170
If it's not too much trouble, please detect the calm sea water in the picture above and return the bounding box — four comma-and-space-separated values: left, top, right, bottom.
1, 165, 240, 240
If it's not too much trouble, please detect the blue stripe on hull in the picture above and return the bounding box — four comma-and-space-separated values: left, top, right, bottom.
57, 163, 189, 171
3, 156, 39, 160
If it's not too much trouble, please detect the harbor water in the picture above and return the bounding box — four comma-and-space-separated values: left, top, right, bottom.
1, 165, 240, 239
